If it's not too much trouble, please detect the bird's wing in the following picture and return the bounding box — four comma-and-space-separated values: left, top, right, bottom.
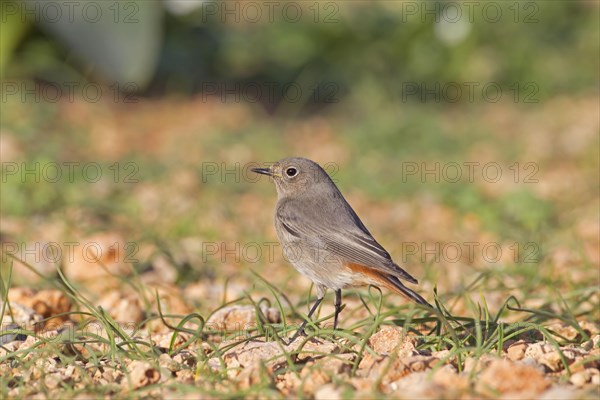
276, 202, 418, 284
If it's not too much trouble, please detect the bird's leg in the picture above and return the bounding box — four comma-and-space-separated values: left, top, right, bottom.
288, 296, 324, 343
333, 289, 342, 330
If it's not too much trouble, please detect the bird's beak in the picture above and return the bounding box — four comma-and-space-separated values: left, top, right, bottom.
251, 167, 273, 176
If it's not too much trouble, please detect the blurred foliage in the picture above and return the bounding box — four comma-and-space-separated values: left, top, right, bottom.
2, 1, 598, 102
1, 0, 163, 85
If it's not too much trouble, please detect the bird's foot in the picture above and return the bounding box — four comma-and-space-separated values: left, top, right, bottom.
283, 327, 308, 345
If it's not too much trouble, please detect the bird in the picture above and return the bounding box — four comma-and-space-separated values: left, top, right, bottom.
252, 157, 430, 340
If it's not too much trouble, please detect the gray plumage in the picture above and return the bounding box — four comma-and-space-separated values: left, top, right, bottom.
252, 157, 430, 339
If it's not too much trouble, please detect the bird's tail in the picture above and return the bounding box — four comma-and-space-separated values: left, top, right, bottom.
384, 275, 433, 308
345, 261, 433, 308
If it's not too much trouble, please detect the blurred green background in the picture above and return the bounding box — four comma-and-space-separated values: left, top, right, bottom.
1, 1, 598, 307
2, 1, 598, 98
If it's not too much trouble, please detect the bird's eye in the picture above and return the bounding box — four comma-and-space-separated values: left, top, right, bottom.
285, 167, 298, 177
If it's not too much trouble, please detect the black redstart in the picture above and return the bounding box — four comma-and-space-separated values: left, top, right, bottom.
252, 157, 430, 339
